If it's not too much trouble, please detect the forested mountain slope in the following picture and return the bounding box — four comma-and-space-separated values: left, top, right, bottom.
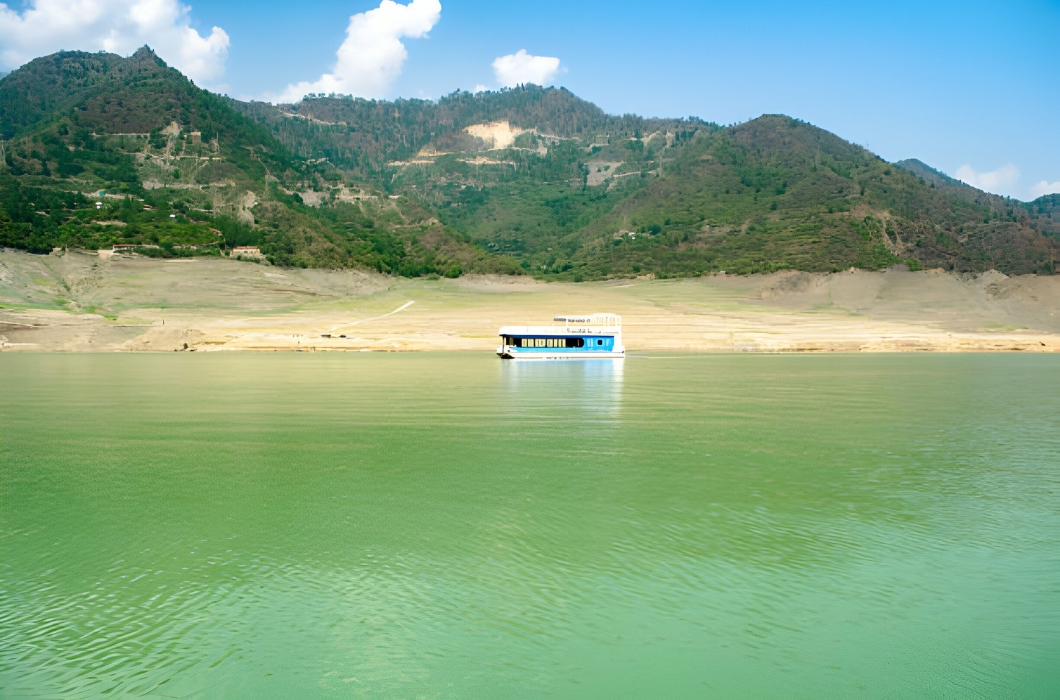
236, 89, 1055, 277
0, 48, 1054, 278
0, 49, 499, 275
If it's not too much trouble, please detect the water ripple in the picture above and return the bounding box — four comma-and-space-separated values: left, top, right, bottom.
2, 353, 1058, 697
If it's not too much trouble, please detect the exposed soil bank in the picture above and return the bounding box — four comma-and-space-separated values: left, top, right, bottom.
2, 249, 1058, 353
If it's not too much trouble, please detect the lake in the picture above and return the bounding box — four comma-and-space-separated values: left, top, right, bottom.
2, 353, 1058, 698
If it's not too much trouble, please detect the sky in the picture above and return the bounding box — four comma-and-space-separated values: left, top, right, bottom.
0, 0, 1056, 200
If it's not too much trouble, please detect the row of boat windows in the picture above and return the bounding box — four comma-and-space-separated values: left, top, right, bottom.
504, 336, 607, 348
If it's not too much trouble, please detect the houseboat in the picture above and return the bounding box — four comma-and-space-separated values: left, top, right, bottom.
497, 314, 625, 360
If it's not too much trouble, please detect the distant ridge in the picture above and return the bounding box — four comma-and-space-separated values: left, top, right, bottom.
896, 159, 1059, 237
896, 158, 967, 189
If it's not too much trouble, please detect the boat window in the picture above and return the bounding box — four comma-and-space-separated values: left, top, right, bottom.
508, 337, 591, 348
597, 339, 603, 345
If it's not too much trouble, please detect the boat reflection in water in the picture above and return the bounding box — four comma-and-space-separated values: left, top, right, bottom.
497, 314, 625, 360
499, 354, 624, 422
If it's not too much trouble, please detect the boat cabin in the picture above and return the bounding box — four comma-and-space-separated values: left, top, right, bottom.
497, 314, 624, 360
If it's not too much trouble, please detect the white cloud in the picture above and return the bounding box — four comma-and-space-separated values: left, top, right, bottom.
0, 0, 229, 84
1030, 180, 1060, 199
955, 163, 1020, 194
472, 84, 487, 94
492, 49, 560, 87
271, 0, 440, 103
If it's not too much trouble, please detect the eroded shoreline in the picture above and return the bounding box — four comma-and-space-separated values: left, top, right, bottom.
2, 249, 1058, 353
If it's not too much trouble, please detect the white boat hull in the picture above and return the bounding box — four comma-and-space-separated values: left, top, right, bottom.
497, 348, 625, 361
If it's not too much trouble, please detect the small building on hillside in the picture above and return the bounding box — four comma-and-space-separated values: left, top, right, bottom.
230, 246, 263, 259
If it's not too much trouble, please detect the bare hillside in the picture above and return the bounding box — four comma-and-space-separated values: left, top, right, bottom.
1, 249, 1057, 352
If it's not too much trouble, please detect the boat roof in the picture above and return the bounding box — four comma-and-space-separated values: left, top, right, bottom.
498, 313, 621, 335
498, 325, 619, 335
554, 313, 621, 327
498, 313, 621, 336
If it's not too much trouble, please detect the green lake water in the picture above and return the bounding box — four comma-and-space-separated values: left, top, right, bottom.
1, 353, 1058, 698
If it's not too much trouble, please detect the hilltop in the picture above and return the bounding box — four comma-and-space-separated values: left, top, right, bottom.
0, 48, 1055, 279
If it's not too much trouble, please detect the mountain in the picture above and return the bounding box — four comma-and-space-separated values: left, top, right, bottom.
0, 48, 501, 274
0, 48, 1055, 278
241, 93, 1054, 276
234, 92, 1056, 277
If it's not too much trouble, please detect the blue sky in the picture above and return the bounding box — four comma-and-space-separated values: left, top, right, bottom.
1, 0, 1056, 199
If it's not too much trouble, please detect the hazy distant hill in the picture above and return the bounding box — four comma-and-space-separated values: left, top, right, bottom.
0, 48, 1054, 278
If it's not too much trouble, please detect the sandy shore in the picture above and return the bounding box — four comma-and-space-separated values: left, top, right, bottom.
1, 248, 1058, 353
